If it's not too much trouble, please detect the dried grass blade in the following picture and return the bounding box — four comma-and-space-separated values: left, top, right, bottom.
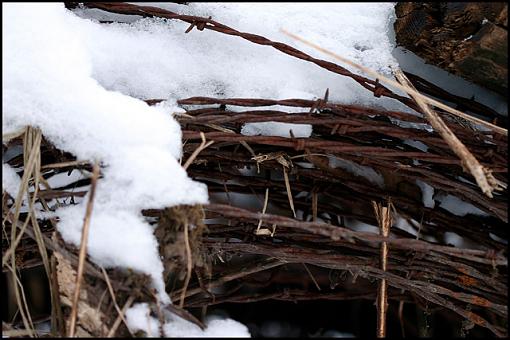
280, 29, 507, 136
393, 68, 503, 198
2, 127, 26, 143
107, 295, 136, 338
283, 166, 296, 218
5, 262, 35, 337
256, 188, 269, 232
373, 200, 392, 338
183, 132, 214, 170
179, 222, 193, 308
101, 267, 133, 337
68, 161, 101, 337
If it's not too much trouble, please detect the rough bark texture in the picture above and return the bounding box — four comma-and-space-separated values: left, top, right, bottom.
394, 2, 508, 96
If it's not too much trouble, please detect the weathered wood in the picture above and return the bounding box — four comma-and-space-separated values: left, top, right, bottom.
394, 2, 508, 96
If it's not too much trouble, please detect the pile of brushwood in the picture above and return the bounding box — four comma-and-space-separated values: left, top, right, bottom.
2, 2, 507, 338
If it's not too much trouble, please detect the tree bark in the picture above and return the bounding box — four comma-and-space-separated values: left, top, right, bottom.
394, 2, 508, 96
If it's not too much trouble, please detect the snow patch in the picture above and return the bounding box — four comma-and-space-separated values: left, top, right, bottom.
45, 170, 84, 189
3, 3, 208, 302
125, 303, 250, 337
72, 3, 405, 111
435, 193, 489, 217
415, 180, 435, 208
403, 139, 428, 152
2, 164, 22, 198
329, 157, 384, 188
241, 122, 312, 138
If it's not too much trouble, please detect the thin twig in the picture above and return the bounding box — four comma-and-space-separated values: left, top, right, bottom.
2, 128, 26, 143
69, 161, 101, 337
280, 29, 507, 136
6, 128, 42, 338
204, 123, 256, 157
206, 204, 506, 265
312, 190, 318, 222
393, 68, 504, 198
373, 200, 392, 338
256, 188, 269, 234
107, 295, 136, 338
171, 258, 285, 301
4, 262, 35, 337
283, 166, 296, 218
4, 129, 42, 267
50, 255, 65, 337
179, 222, 193, 308
398, 301, 405, 338
41, 160, 91, 170
302, 263, 321, 291
183, 132, 214, 170
101, 267, 133, 337
27, 129, 55, 337
154, 291, 166, 337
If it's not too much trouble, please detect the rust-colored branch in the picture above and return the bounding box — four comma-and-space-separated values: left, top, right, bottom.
373, 200, 393, 338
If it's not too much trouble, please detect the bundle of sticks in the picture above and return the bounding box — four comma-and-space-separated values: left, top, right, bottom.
169, 94, 507, 337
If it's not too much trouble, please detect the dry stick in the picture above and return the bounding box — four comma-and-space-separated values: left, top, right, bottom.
372, 201, 392, 338
393, 68, 504, 198
2, 218, 34, 268
101, 267, 133, 337
283, 167, 296, 218
41, 160, 91, 170
256, 188, 270, 233
2, 128, 26, 143
2, 329, 47, 338
3, 129, 41, 266
171, 258, 285, 301
154, 292, 166, 337
68, 161, 101, 337
30, 181, 65, 336
398, 301, 405, 338
165, 303, 206, 330
179, 222, 193, 308
183, 132, 214, 170
95, 289, 109, 317
280, 30, 504, 197
27, 128, 56, 336
203, 123, 256, 157
185, 290, 410, 308
312, 191, 318, 222
302, 263, 321, 291
280, 29, 507, 137
206, 203, 506, 265
50, 255, 65, 337
271, 223, 277, 237
4, 262, 35, 337
107, 295, 136, 338
6, 127, 41, 337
